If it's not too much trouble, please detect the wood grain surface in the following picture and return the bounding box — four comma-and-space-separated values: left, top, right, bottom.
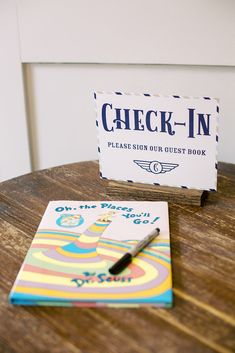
0, 161, 234, 353
106, 180, 205, 206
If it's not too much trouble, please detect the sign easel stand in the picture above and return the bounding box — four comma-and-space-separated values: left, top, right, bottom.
105, 180, 208, 206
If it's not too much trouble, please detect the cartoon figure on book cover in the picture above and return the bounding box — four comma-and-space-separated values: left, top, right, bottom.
56, 214, 84, 228
9, 211, 172, 307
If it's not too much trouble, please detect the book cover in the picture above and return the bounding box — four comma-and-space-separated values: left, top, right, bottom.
9, 201, 173, 307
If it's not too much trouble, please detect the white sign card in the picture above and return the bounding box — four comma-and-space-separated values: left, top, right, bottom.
94, 91, 219, 191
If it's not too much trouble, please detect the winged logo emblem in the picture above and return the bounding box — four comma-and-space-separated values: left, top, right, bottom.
134, 160, 179, 174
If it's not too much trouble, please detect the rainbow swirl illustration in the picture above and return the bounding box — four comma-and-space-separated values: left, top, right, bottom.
9, 213, 172, 307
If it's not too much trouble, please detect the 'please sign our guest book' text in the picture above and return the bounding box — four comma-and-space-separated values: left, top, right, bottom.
95, 91, 219, 191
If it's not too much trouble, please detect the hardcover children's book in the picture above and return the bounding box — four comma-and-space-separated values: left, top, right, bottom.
9, 201, 173, 307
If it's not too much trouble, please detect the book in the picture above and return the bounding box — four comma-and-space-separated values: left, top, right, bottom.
9, 201, 173, 307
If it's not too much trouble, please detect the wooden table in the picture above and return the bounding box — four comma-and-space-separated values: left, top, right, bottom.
0, 161, 235, 353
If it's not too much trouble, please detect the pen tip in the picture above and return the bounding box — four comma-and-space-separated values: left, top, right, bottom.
156, 228, 160, 233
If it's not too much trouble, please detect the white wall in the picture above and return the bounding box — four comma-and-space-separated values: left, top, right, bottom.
1, 0, 235, 181
0, 0, 31, 181
25, 63, 235, 170
17, 0, 235, 65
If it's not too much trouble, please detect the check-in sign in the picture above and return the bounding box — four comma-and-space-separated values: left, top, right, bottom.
95, 91, 219, 191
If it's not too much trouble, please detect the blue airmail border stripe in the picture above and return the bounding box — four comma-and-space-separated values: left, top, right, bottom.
99, 172, 107, 180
